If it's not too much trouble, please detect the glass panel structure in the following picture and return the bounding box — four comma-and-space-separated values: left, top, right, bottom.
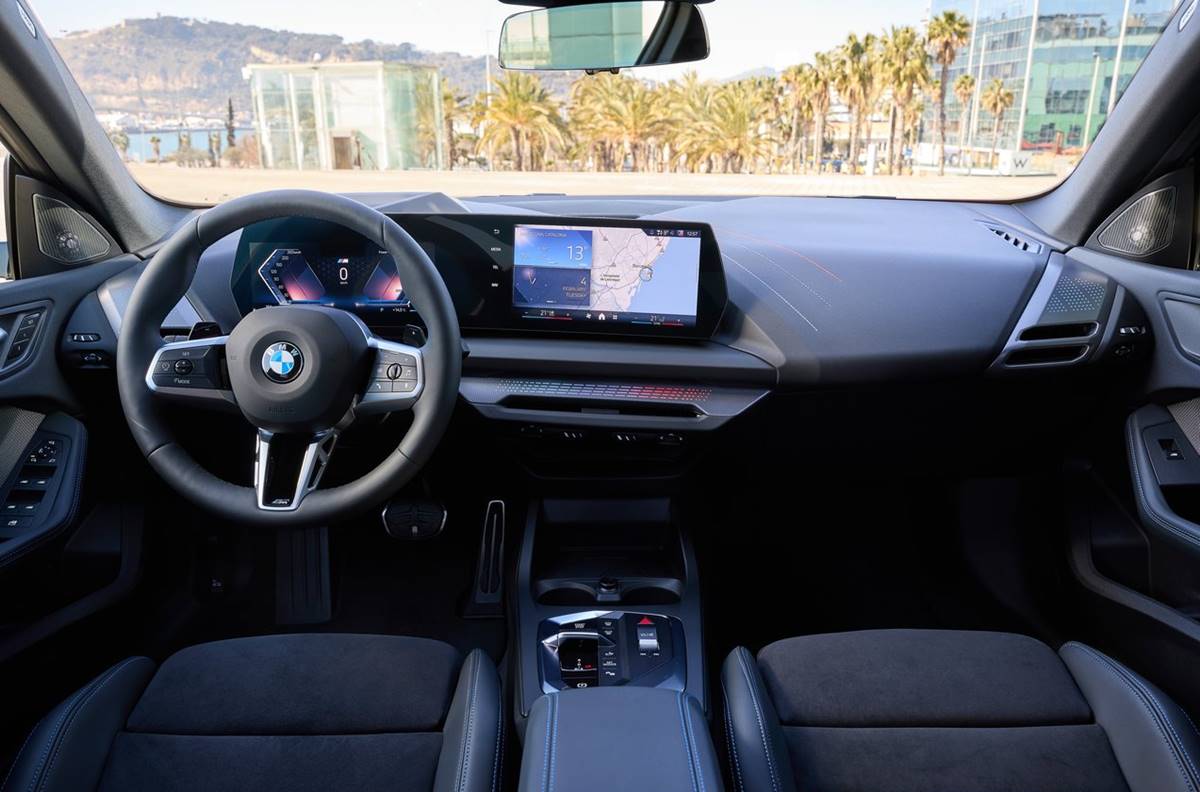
246, 62, 446, 171
501, 2, 662, 70
928, 0, 1179, 157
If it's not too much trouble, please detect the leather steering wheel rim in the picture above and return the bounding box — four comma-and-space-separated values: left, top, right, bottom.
116, 190, 462, 528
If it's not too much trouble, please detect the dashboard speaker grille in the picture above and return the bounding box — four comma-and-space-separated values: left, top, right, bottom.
32, 194, 110, 264
1097, 187, 1176, 257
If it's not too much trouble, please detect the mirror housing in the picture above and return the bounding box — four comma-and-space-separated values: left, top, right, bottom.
499, 1, 710, 72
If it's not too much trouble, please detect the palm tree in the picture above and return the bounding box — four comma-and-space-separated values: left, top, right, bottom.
478, 71, 568, 172
107, 128, 130, 160
149, 135, 162, 163
833, 33, 878, 175
880, 26, 929, 175
606, 78, 673, 172
809, 52, 834, 172
781, 65, 810, 173
954, 73, 976, 152
570, 72, 630, 171
441, 84, 468, 170
981, 77, 1015, 169
927, 10, 971, 175
704, 80, 775, 173
667, 71, 717, 173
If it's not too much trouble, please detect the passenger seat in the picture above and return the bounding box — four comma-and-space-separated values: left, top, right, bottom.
721, 629, 1200, 792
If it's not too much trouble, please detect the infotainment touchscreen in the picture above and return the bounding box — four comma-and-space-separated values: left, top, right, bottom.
512, 224, 703, 328
232, 214, 727, 339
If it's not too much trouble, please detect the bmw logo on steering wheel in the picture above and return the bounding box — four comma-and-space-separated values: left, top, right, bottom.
262, 341, 303, 383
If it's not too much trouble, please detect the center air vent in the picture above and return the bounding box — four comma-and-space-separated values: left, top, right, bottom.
1018, 322, 1098, 341
1004, 345, 1089, 367
983, 224, 1043, 255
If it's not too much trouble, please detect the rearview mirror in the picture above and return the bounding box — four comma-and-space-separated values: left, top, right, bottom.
499, 1, 710, 72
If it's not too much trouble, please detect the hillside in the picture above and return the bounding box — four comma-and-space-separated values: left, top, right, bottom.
52, 16, 574, 121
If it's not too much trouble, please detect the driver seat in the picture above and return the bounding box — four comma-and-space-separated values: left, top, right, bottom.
2, 633, 502, 792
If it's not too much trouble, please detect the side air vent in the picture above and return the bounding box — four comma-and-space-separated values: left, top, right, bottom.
32, 195, 111, 264
1097, 186, 1176, 257
1005, 346, 1089, 367
1018, 322, 1098, 342
984, 224, 1043, 255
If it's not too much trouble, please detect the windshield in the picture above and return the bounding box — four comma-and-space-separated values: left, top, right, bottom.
29, 0, 1180, 202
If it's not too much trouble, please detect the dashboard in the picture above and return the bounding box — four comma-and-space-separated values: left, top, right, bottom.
231, 214, 728, 340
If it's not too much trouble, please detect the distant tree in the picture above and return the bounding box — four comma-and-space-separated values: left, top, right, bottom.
954, 73, 976, 151
149, 135, 162, 163
107, 128, 130, 159
982, 78, 1015, 169
477, 72, 567, 172
225, 98, 237, 149
441, 84, 468, 170
927, 10, 971, 175
880, 26, 930, 175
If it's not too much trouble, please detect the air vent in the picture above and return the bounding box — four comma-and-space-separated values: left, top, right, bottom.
1018, 322, 1098, 341
984, 224, 1043, 255
1005, 345, 1089, 367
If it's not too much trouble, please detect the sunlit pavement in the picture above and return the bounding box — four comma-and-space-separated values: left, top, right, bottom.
128, 163, 1063, 204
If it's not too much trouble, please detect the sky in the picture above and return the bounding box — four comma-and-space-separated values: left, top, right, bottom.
26, 0, 928, 80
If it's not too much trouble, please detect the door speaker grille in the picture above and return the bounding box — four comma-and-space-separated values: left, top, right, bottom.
1097, 187, 1176, 257
32, 195, 110, 264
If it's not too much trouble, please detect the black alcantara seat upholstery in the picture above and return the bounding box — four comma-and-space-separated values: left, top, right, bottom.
721, 629, 1200, 792
2, 633, 503, 792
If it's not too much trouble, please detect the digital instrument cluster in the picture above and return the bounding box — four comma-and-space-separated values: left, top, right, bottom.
231, 214, 727, 339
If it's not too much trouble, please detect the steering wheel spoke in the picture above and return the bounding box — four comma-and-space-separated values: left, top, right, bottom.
253, 429, 337, 511
356, 337, 425, 415
145, 336, 237, 411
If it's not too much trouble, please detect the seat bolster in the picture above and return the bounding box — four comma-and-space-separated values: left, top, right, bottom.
433, 649, 504, 792
720, 647, 798, 792
2, 657, 155, 792
1061, 642, 1200, 792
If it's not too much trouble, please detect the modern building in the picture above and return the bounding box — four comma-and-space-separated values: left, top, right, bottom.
928, 0, 1179, 157
244, 61, 447, 171
500, 3, 655, 69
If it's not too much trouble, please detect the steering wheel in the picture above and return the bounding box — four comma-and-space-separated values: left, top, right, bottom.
116, 190, 462, 527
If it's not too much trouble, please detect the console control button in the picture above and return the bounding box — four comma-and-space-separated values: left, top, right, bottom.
637, 625, 661, 655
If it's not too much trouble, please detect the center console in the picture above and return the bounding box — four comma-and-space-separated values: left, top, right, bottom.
514, 498, 706, 717
517, 687, 724, 792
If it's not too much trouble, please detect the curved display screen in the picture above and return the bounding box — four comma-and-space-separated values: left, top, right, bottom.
512, 224, 703, 328
231, 214, 727, 339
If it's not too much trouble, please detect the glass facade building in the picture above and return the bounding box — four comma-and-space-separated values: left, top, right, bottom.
245, 62, 446, 171
500, 3, 657, 70
928, 0, 1179, 155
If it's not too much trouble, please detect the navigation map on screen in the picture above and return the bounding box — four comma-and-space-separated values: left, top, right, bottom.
512, 224, 702, 327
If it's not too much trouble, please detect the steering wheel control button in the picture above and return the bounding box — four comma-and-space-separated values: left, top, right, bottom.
262, 341, 303, 383
173, 359, 194, 375
367, 380, 390, 393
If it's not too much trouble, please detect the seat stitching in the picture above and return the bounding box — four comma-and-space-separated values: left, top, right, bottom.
457, 651, 482, 792
1073, 644, 1199, 792
736, 648, 780, 792
684, 694, 707, 792
33, 658, 142, 792
676, 692, 699, 792
1086, 647, 1200, 786
548, 694, 559, 792
721, 682, 746, 792
1, 721, 38, 792
541, 694, 553, 792
491, 671, 502, 792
